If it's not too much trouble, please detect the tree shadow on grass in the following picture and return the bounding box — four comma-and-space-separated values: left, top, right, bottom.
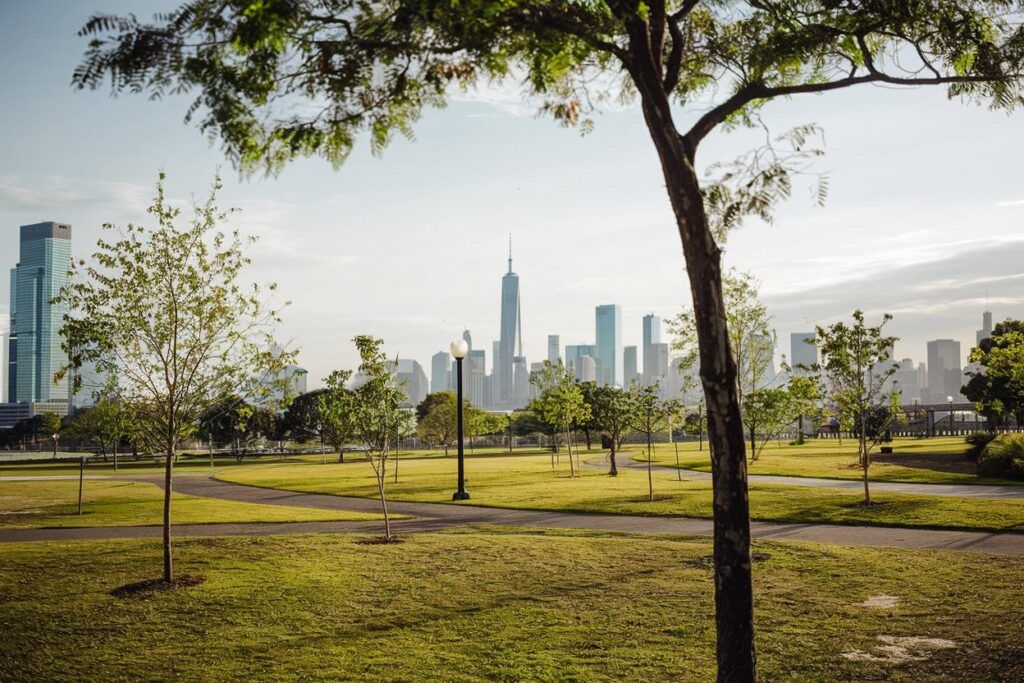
110, 574, 205, 599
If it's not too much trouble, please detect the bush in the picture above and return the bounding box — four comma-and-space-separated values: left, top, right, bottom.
966, 431, 998, 461
978, 435, 1024, 479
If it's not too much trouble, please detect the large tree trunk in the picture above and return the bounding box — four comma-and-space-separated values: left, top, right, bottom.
608, 442, 618, 476
639, 94, 756, 681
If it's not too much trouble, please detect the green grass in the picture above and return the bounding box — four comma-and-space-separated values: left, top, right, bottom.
641, 436, 1024, 485
217, 452, 1024, 533
0, 530, 1020, 681
0, 478, 386, 528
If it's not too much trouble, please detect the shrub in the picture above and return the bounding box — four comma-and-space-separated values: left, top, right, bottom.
978, 435, 1024, 479
966, 431, 998, 461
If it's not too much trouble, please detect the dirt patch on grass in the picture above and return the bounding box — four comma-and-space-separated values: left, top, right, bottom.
355, 536, 404, 545
859, 594, 899, 609
842, 635, 955, 663
110, 574, 205, 599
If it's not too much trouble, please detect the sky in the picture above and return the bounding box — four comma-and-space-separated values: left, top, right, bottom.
1, 1, 1022, 388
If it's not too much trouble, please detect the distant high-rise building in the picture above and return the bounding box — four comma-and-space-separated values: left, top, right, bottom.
642, 314, 662, 385
462, 329, 473, 352
497, 239, 523, 406
595, 304, 622, 386
547, 334, 560, 364
430, 351, 451, 393
565, 344, 596, 381
579, 355, 598, 383
894, 358, 923, 403
467, 349, 486, 407
9, 222, 72, 403
926, 339, 962, 402
649, 343, 669, 386
623, 346, 639, 387
0, 313, 8, 403
512, 356, 530, 407
790, 332, 817, 372
755, 333, 778, 386
396, 359, 428, 408
976, 310, 993, 345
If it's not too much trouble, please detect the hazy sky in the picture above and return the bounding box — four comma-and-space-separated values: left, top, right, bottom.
2, 1, 1022, 387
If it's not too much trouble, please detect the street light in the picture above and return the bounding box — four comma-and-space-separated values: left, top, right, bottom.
947, 395, 955, 436
451, 339, 470, 500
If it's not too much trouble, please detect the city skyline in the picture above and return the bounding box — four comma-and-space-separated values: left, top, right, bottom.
1, 2, 1023, 388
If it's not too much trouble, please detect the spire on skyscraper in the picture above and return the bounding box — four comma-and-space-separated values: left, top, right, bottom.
508, 233, 513, 274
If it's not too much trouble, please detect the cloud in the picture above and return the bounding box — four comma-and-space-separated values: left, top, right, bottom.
0, 174, 150, 215
995, 199, 1024, 207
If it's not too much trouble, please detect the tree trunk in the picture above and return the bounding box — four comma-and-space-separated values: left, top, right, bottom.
609, 442, 618, 476
113, 441, 118, 473
338, 447, 345, 463
647, 431, 654, 502
639, 91, 756, 681
375, 457, 391, 539
860, 414, 870, 505
585, 428, 592, 450
163, 432, 175, 584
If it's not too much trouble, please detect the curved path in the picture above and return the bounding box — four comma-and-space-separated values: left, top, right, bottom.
602, 453, 1024, 499
1, 474, 1022, 556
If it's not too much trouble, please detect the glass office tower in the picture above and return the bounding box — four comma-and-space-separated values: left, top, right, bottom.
9, 222, 72, 403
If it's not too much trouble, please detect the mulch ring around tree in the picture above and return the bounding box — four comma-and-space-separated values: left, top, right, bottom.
109, 574, 205, 599
355, 536, 404, 545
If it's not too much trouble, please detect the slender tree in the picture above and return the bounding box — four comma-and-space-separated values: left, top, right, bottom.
588, 384, 635, 476
74, 5, 1024, 677
349, 335, 406, 541
743, 375, 819, 461
814, 311, 900, 505
57, 175, 291, 584
319, 370, 357, 462
529, 361, 591, 477
628, 385, 676, 501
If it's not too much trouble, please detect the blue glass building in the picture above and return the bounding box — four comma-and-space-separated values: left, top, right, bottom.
8, 222, 72, 403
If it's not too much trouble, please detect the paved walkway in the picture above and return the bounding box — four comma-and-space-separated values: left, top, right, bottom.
603, 453, 1024, 499
2, 474, 1022, 556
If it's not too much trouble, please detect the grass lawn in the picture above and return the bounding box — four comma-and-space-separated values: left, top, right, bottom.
639, 436, 1024, 485
0, 478, 386, 529
217, 453, 1024, 533
0, 530, 1020, 681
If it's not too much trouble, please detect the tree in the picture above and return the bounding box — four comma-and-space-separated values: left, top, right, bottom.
628, 385, 677, 501
742, 375, 819, 461
964, 320, 1024, 428
671, 270, 777, 457
57, 175, 291, 585
813, 311, 900, 505
38, 413, 61, 457
415, 391, 460, 455
282, 390, 331, 451
529, 361, 591, 477
577, 380, 601, 450
588, 385, 635, 476
319, 370, 357, 463
75, 5, 1024, 677
198, 395, 275, 460
350, 335, 405, 541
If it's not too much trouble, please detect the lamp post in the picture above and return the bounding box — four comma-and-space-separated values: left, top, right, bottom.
947, 395, 955, 436
451, 339, 470, 500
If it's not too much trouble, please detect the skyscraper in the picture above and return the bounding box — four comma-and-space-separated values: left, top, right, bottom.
623, 346, 639, 387
649, 343, 669, 386
976, 310, 993, 345
565, 344, 596, 381
396, 359, 428, 407
595, 304, 622, 386
642, 314, 662, 385
547, 334, 560, 364
498, 239, 523, 407
467, 348, 486, 407
0, 314, 8, 403
926, 339, 962, 402
430, 351, 451, 393
9, 222, 72, 403
789, 332, 817, 372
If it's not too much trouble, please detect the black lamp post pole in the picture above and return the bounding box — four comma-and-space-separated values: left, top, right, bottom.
453, 356, 469, 500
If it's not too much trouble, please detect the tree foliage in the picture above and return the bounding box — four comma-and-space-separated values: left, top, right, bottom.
813, 310, 900, 505
55, 174, 291, 583
964, 319, 1024, 426
742, 375, 818, 461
